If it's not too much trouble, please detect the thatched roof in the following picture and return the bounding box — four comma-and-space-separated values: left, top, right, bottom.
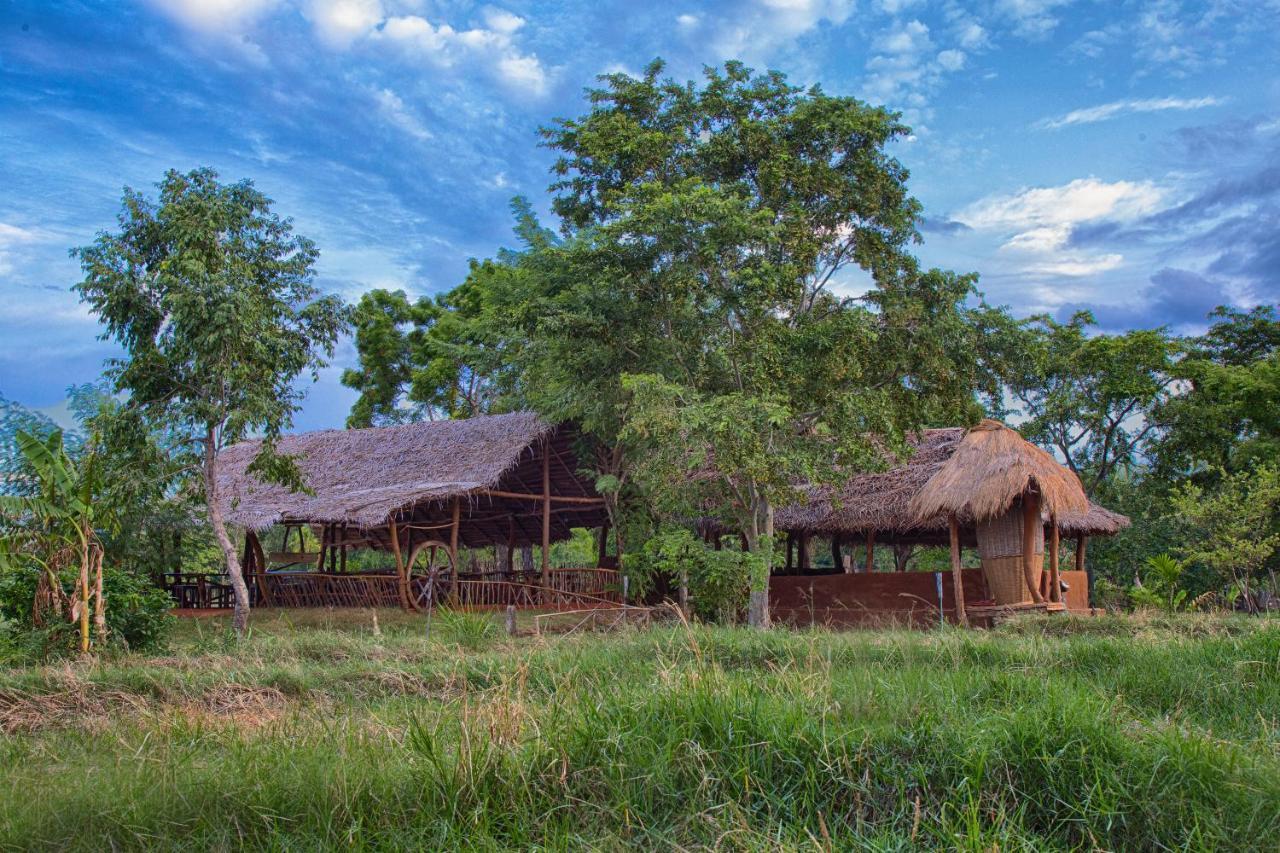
910, 419, 1090, 523
711, 422, 1127, 543
215, 413, 605, 543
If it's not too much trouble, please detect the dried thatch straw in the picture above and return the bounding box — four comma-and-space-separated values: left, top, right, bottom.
215, 411, 559, 530
910, 420, 1090, 524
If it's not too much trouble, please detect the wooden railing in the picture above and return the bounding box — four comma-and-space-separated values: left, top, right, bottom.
242, 567, 623, 611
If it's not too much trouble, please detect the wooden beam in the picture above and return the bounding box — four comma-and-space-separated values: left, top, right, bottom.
1075, 535, 1087, 571
388, 520, 406, 611
449, 497, 461, 591
1021, 493, 1046, 604
864, 530, 876, 573
1048, 516, 1061, 604
541, 442, 551, 596
478, 488, 606, 505
949, 515, 968, 627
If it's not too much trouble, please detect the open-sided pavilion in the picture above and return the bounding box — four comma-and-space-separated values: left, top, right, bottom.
213, 412, 617, 611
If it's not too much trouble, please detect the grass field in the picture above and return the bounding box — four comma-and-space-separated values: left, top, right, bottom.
1, 609, 1278, 850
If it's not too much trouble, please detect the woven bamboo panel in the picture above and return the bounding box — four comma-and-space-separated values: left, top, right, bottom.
975, 503, 1043, 559
981, 555, 1040, 605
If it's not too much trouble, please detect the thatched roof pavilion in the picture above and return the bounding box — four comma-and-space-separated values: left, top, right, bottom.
215, 412, 610, 611
724, 425, 1128, 548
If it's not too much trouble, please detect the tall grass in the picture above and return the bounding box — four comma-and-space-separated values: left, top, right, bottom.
1, 610, 1277, 849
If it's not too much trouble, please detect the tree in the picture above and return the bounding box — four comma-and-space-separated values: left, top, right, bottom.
1001, 312, 1177, 496
0, 430, 106, 653
73, 168, 347, 636
538, 61, 983, 626
1152, 305, 1280, 479
1168, 465, 1280, 612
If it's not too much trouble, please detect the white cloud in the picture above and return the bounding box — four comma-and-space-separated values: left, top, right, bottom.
876, 0, 924, 14
306, 0, 383, 46
955, 20, 989, 49
676, 13, 699, 28
0, 222, 54, 276
1038, 96, 1224, 130
373, 88, 433, 141
145, 0, 281, 32
936, 49, 965, 71
996, 0, 1075, 39
375, 11, 549, 95
957, 177, 1167, 277
707, 0, 855, 61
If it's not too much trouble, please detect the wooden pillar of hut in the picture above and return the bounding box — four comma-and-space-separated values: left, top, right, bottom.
598, 521, 610, 567
245, 530, 271, 607
948, 515, 968, 627
1021, 491, 1046, 604
864, 531, 876, 573
798, 533, 811, 571
505, 517, 516, 573
449, 497, 461, 590
831, 535, 847, 573
785, 533, 794, 570
1048, 516, 1061, 604
339, 523, 348, 573
541, 442, 551, 600
388, 520, 407, 611
1075, 535, 1087, 571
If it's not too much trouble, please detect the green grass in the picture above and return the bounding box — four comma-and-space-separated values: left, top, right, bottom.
1, 609, 1278, 850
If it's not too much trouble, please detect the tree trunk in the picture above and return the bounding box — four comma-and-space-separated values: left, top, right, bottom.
78, 529, 90, 654
746, 498, 773, 629
91, 543, 107, 642
204, 430, 251, 638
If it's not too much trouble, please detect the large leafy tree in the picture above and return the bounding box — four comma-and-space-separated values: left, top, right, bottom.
1152, 305, 1280, 479
1000, 311, 1178, 496
73, 168, 347, 636
538, 61, 984, 625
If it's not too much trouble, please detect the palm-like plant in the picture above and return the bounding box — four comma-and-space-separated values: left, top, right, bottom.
0, 429, 107, 652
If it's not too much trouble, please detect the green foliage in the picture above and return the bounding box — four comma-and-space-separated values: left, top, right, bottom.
0, 568, 172, 661
625, 527, 757, 621
73, 166, 348, 495
999, 311, 1177, 495
1153, 305, 1280, 479
1168, 465, 1280, 610
1129, 554, 1190, 613
432, 608, 498, 649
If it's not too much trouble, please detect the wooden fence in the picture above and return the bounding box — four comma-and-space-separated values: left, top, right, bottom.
237, 567, 622, 611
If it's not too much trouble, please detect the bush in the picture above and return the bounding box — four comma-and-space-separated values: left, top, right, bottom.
433, 609, 498, 649
625, 527, 756, 622
0, 566, 173, 660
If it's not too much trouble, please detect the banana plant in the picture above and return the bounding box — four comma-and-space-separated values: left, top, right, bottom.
0, 429, 107, 652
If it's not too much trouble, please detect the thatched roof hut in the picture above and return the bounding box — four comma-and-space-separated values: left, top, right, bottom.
911, 419, 1090, 524
216, 412, 608, 548
735, 424, 1127, 546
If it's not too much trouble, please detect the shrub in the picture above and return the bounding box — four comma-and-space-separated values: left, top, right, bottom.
433, 609, 498, 649
625, 527, 756, 622
0, 567, 173, 660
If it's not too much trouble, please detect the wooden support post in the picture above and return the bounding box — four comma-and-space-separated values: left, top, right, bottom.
1075, 535, 1087, 571
1048, 516, 1061, 604
506, 517, 515, 573
316, 524, 328, 572
541, 443, 551, 599
450, 498, 461, 596
598, 521, 610, 567
798, 533, 811, 571
785, 533, 794, 570
505, 605, 517, 636
864, 530, 876, 573
388, 521, 406, 611
1021, 493, 1046, 604
949, 515, 968, 627
339, 523, 347, 573
832, 535, 846, 573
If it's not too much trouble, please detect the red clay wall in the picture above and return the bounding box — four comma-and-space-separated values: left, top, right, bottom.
769, 569, 1089, 627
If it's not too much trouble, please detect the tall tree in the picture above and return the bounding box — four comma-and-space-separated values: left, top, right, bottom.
1152, 305, 1280, 479
1001, 311, 1177, 496
539, 61, 981, 626
73, 168, 347, 636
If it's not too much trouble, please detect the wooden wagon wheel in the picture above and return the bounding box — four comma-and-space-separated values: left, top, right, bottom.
402, 539, 455, 612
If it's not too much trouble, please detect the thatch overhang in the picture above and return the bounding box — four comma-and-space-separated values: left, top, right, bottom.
215, 412, 608, 549
704, 423, 1128, 546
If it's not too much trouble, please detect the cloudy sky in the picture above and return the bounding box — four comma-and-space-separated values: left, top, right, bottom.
2, 0, 1278, 429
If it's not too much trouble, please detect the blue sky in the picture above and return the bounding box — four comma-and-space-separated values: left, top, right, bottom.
2, 0, 1278, 430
